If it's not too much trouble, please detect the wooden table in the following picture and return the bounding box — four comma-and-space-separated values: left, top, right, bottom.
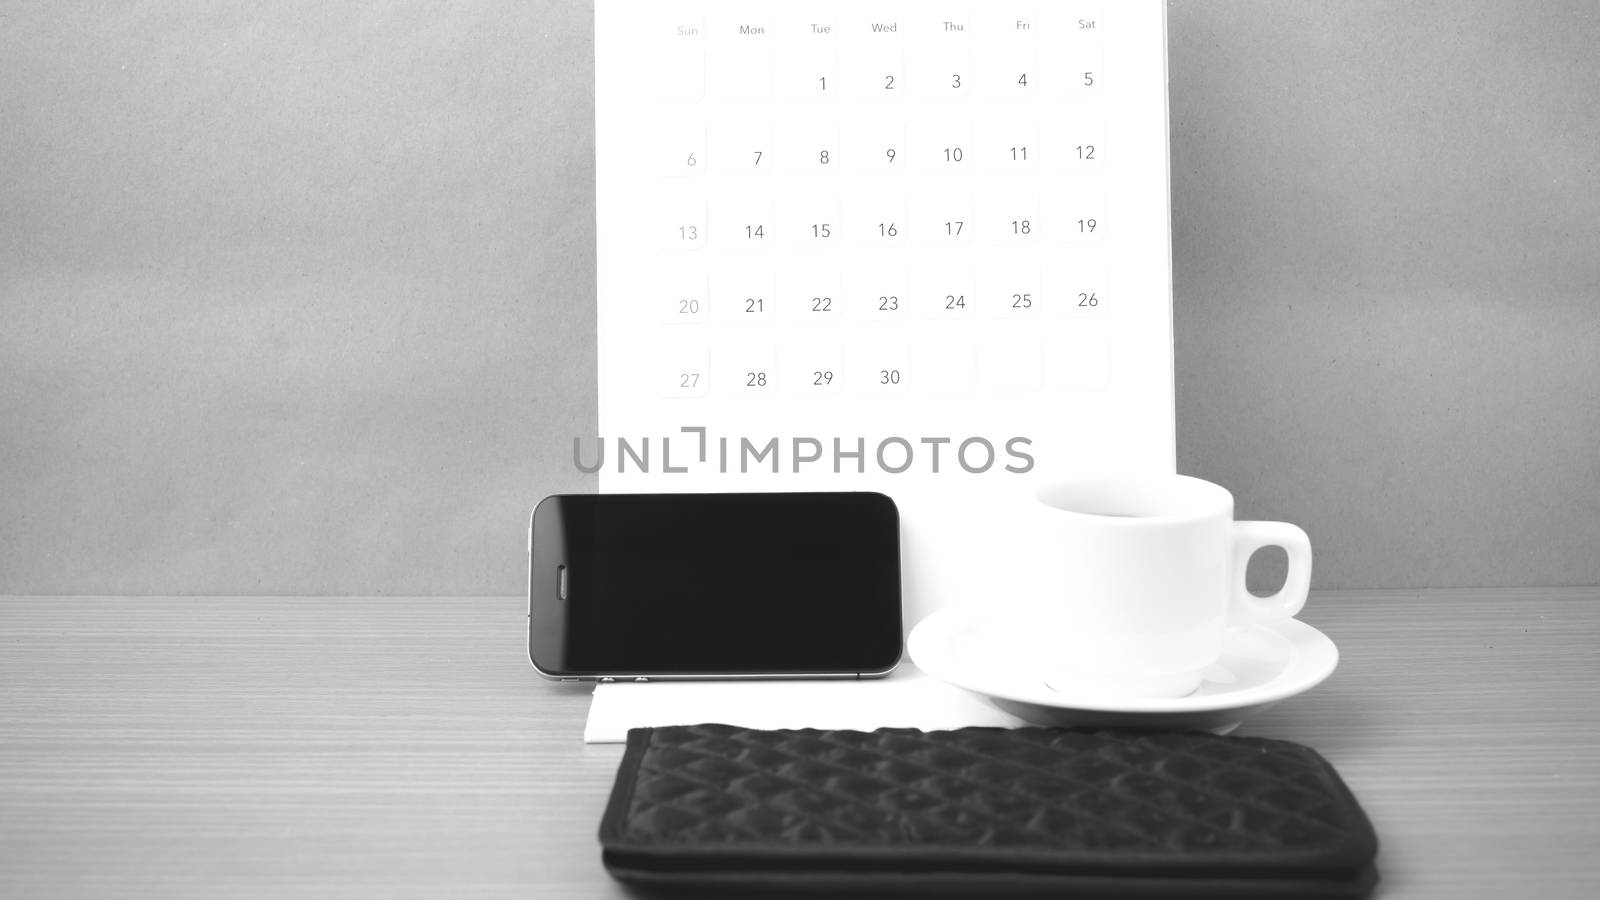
3, 590, 1598, 898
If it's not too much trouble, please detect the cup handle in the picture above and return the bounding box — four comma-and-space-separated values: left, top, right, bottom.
1228, 521, 1312, 627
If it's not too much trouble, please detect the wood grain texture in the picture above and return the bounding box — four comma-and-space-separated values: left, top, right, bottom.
3, 591, 1599, 898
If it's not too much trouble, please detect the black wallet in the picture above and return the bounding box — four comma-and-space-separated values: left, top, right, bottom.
599, 724, 1378, 897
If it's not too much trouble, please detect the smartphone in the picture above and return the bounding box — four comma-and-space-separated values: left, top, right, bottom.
527, 492, 902, 680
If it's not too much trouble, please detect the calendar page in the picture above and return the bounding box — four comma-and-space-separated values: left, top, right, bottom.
594, 0, 1175, 632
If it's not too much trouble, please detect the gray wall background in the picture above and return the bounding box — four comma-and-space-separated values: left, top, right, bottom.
2, 1, 1596, 596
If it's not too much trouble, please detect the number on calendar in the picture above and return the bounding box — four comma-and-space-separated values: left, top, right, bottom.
811, 296, 832, 312
1012, 293, 1032, 309
879, 369, 901, 385
746, 372, 767, 387
945, 294, 965, 309
745, 297, 764, 313
1079, 292, 1099, 307
813, 370, 833, 386
878, 295, 899, 311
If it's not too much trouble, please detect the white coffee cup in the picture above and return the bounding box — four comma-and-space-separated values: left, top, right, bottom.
1027, 474, 1311, 698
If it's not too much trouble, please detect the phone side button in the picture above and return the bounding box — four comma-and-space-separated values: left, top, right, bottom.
634, 677, 649, 683
599, 677, 615, 683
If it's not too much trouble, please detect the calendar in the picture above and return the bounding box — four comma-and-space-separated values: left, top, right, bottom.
594, 1, 1175, 631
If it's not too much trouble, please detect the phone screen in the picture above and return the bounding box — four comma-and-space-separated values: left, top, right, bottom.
528, 492, 902, 677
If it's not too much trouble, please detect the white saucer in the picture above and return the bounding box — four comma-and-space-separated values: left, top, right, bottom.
907, 609, 1339, 733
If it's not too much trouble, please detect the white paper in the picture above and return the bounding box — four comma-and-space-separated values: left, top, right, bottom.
584, 662, 1028, 743
594, 2, 1176, 630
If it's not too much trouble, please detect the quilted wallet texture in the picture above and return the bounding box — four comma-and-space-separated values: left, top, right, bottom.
599, 724, 1378, 897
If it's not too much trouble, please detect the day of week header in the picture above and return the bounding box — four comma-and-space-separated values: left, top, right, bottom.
667, 15, 1085, 39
